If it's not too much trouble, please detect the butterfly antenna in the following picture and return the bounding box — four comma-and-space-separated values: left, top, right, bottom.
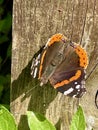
25, 83, 39, 96
95, 90, 98, 109
86, 62, 98, 80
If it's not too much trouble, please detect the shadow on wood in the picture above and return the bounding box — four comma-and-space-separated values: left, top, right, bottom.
11, 57, 58, 130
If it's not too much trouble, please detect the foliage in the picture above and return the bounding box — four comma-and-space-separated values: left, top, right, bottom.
70, 105, 86, 130
27, 111, 56, 130
0, 105, 17, 130
0, 104, 87, 130
0, 0, 12, 107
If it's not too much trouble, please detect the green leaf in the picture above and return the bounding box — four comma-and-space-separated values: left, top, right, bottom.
0, 35, 9, 44
0, 84, 3, 97
0, 105, 17, 130
27, 111, 56, 130
0, 0, 4, 5
1, 104, 10, 110
0, 13, 12, 34
0, 7, 4, 15
6, 74, 11, 83
0, 75, 7, 85
7, 43, 11, 58
70, 105, 86, 130
0, 75, 11, 85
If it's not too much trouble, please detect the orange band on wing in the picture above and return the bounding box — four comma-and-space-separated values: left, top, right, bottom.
75, 45, 88, 69
54, 70, 81, 88
38, 50, 46, 79
39, 34, 68, 79
47, 33, 68, 47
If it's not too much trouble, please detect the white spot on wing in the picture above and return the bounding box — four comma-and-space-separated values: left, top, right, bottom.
35, 60, 39, 66
45, 38, 51, 47
75, 82, 78, 84
33, 67, 38, 78
64, 88, 74, 95
76, 84, 80, 89
85, 74, 87, 79
37, 54, 41, 59
73, 95, 77, 98
31, 58, 35, 69
40, 82, 43, 86
31, 70, 33, 75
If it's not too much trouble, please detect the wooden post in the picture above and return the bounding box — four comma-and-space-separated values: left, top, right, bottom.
11, 0, 98, 130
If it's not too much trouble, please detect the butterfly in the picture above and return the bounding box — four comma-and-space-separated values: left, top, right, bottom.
31, 33, 88, 98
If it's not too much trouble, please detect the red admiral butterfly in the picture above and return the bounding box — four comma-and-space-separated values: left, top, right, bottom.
31, 33, 88, 98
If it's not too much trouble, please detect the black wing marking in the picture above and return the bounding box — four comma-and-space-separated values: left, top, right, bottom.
50, 68, 86, 98
31, 46, 44, 78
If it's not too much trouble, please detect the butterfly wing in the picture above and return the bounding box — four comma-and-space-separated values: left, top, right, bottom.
50, 68, 86, 98
31, 46, 45, 78
31, 34, 69, 85
49, 43, 88, 98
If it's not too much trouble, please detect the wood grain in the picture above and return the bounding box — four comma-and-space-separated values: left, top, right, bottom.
11, 0, 98, 129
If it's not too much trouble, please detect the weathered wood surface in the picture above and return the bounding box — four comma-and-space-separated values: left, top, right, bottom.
11, 0, 98, 130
